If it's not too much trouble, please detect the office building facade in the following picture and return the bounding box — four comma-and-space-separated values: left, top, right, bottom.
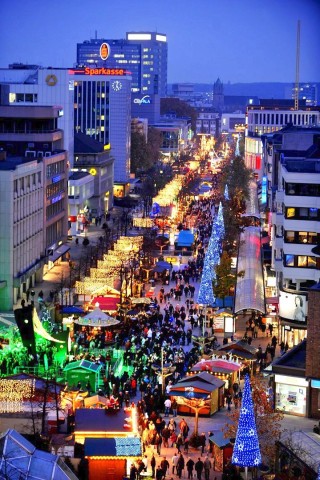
262, 127, 320, 346
0, 105, 68, 311
77, 32, 168, 97
245, 100, 320, 179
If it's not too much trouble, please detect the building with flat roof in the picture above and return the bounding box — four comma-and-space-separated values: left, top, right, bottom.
77, 31, 168, 97
262, 126, 320, 346
0, 105, 68, 310
245, 99, 320, 179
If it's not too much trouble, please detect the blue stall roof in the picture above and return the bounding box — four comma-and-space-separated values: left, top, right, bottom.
176, 229, 194, 247
84, 437, 141, 457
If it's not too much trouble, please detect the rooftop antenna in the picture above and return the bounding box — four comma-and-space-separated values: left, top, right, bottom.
95, 30, 98, 40
294, 20, 300, 110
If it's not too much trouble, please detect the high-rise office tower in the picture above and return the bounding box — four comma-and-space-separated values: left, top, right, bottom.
77, 32, 168, 97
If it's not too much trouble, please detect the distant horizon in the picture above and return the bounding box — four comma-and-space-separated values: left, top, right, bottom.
1, 0, 319, 84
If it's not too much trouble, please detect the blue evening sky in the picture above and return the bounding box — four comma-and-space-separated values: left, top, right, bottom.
0, 0, 319, 83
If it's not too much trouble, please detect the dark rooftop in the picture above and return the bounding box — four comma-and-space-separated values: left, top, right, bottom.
0, 155, 37, 171
273, 339, 306, 371
69, 171, 91, 181
84, 437, 141, 457
74, 132, 105, 154
75, 408, 134, 433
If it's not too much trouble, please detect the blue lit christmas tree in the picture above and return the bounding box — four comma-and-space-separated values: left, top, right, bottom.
224, 184, 230, 201
216, 202, 225, 240
232, 375, 261, 472
206, 223, 222, 267
197, 257, 215, 306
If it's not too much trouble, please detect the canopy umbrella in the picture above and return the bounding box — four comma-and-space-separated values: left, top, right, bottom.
62, 306, 84, 314
156, 260, 171, 269
131, 297, 152, 305
74, 307, 120, 327
152, 264, 167, 273
127, 309, 140, 316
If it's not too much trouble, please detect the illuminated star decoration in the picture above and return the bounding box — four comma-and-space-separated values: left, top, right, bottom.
231, 374, 261, 468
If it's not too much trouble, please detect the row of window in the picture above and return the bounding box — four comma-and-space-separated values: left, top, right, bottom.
46, 199, 65, 220
284, 231, 318, 244
13, 213, 43, 247
250, 112, 318, 126
46, 180, 65, 200
46, 219, 64, 247
285, 183, 320, 197
14, 173, 42, 194
285, 207, 319, 220
284, 254, 317, 269
14, 192, 43, 223
46, 161, 65, 179
9, 93, 38, 103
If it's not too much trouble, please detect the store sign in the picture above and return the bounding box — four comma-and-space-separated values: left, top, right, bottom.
261, 176, 267, 204
45, 74, 58, 86
100, 42, 110, 61
69, 68, 126, 76
133, 95, 152, 105
279, 290, 308, 322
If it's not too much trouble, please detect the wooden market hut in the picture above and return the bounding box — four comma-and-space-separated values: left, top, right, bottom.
208, 432, 234, 473
63, 360, 102, 392
74, 407, 141, 480
169, 372, 225, 416
84, 437, 142, 480
217, 340, 258, 375
190, 357, 242, 391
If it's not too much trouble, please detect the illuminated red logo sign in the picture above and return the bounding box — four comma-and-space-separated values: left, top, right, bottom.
100, 43, 110, 61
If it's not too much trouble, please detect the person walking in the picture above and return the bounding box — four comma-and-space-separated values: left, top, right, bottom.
199, 433, 206, 455
203, 457, 212, 480
130, 464, 138, 480
161, 458, 170, 479
176, 453, 185, 479
156, 465, 164, 480
171, 398, 178, 417
151, 454, 156, 478
164, 397, 172, 417
186, 457, 195, 480
172, 452, 179, 475
195, 458, 204, 480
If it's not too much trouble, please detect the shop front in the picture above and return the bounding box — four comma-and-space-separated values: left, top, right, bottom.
278, 290, 308, 347
274, 374, 308, 416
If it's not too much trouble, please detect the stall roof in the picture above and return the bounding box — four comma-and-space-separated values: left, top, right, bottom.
170, 372, 225, 396
75, 408, 134, 433
64, 360, 101, 372
85, 437, 141, 457
209, 431, 232, 448
176, 229, 194, 247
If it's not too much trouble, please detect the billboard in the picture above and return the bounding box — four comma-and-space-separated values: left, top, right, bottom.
279, 291, 308, 322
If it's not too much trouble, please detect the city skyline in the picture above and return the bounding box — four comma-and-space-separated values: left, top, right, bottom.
1, 0, 320, 85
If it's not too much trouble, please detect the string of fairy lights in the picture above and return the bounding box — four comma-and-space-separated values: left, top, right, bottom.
75, 236, 144, 296
0, 379, 35, 413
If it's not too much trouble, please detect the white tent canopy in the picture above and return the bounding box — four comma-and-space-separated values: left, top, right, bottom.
74, 307, 120, 327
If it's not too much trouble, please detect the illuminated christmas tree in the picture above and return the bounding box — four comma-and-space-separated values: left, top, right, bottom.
224, 184, 230, 201
216, 202, 225, 240
232, 375, 261, 473
197, 258, 215, 306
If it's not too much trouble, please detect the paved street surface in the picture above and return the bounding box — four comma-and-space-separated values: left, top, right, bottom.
20, 215, 318, 478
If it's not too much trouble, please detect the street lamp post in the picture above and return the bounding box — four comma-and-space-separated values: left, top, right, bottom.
152, 349, 176, 396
